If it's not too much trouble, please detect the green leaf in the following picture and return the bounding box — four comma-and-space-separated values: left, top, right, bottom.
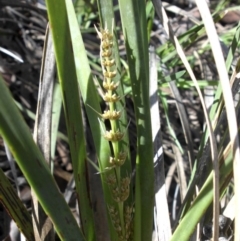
0, 75, 83, 241
0, 168, 34, 240
118, 1, 154, 240
45, 0, 96, 239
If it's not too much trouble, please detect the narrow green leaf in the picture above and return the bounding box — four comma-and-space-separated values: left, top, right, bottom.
45, 0, 96, 239
118, 1, 154, 240
51, 82, 62, 169
0, 168, 34, 240
63, 3, 115, 239
62, 0, 111, 173
0, 75, 83, 241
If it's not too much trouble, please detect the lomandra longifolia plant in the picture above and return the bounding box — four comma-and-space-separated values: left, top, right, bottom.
3, 0, 239, 240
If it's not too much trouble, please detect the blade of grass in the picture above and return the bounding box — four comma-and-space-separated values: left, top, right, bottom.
32, 24, 55, 241
118, 1, 154, 240
63, 0, 111, 177
45, 0, 96, 239
51, 81, 62, 172
0, 74, 84, 241
97, 0, 114, 28
63, 0, 122, 240
0, 168, 34, 240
